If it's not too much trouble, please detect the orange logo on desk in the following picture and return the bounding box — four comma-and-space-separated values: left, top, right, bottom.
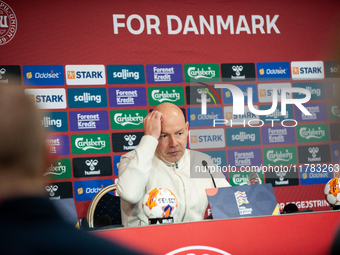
146, 188, 159, 210
329, 178, 339, 196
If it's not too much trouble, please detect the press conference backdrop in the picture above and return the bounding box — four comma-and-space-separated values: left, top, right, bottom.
1, 0, 340, 219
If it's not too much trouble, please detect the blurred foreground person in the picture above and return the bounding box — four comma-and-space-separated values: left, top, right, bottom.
0, 85, 140, 255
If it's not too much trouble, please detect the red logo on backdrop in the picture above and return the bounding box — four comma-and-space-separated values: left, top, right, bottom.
166, 246, 231, 255
0, 1, 17, 45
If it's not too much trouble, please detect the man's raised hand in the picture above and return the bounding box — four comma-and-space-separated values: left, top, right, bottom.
143, 110, 162, 139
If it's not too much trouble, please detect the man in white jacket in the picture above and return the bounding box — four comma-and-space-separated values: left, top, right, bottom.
117, 103, 230, 227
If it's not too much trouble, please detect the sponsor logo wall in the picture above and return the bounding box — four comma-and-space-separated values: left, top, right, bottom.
13, 60, 340, 218
4, 1, 340, 219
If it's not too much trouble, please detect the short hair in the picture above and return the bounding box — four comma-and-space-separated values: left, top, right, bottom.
0, 85, 45, 176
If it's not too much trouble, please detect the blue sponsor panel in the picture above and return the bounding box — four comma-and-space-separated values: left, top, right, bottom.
69, 111, 109, 131
299, 166, 333, 185
203, 150, 227, 168
260, 104, 294, 123
41, 112, 68, 132
46, 135, 70, 156
227, 148, 262, 168
108, 87, 147, 107
113, 155, 121, 175
261, 126, 295, 145
107, 65, 145, 84
23, 65, 65, 85
222, 84, 257, 104
293, 82, 325, 101
188, 107, 223, 127
226, 127, 261, 147
146, 64, 183, 84
295, 103, 328, 122
326, 81, 340, 100
332, 144, 340, 162
67, 88, 107, 108
256, 62, 290, 81
74, 179, 114, 201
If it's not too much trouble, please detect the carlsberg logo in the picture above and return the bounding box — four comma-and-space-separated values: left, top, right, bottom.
233, 174, 248, 186
267, 150, 293, 162
114, 113, 143, 126
151, 89, 180, 102
300, 127, 325, 139
75, 137, 106, 151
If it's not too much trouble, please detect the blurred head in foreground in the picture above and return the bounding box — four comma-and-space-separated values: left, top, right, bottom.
0, 85, 48, 201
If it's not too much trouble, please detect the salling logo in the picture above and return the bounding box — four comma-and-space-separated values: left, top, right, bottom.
267, 150, 293, 162
188, 67, 215, 79
107, 65, 145, 84
45, 185, 59, 199
45, 162, 66, 176
300, 127, 325, 139
124, 134, 137, 150
75, 137, 105, 151
74, 92, 101, 103
65, 65, 106, 85
151, 89, 180, 102
114, 69, 139, 80
308, 147, 321, 162
114, 113, 143, 126
85, 159, 100, 175
291, 61, 324, 80
232, 131, 256, 142
41, 116, 62, 128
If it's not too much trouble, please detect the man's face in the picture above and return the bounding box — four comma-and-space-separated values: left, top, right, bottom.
155, 116, 188, 163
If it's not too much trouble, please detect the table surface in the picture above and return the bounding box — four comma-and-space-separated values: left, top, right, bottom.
93, 210, 340, 255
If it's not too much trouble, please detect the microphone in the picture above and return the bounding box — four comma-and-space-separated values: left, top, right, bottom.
202, 160, 216, 188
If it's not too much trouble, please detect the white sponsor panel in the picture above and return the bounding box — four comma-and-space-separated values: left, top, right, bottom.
66, 65, 106, 85
291, 61, 324, 80
25, 89, 66, 109
224, 105, 260, 125
189, 128, 225, 149
258, 83, 292, 103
